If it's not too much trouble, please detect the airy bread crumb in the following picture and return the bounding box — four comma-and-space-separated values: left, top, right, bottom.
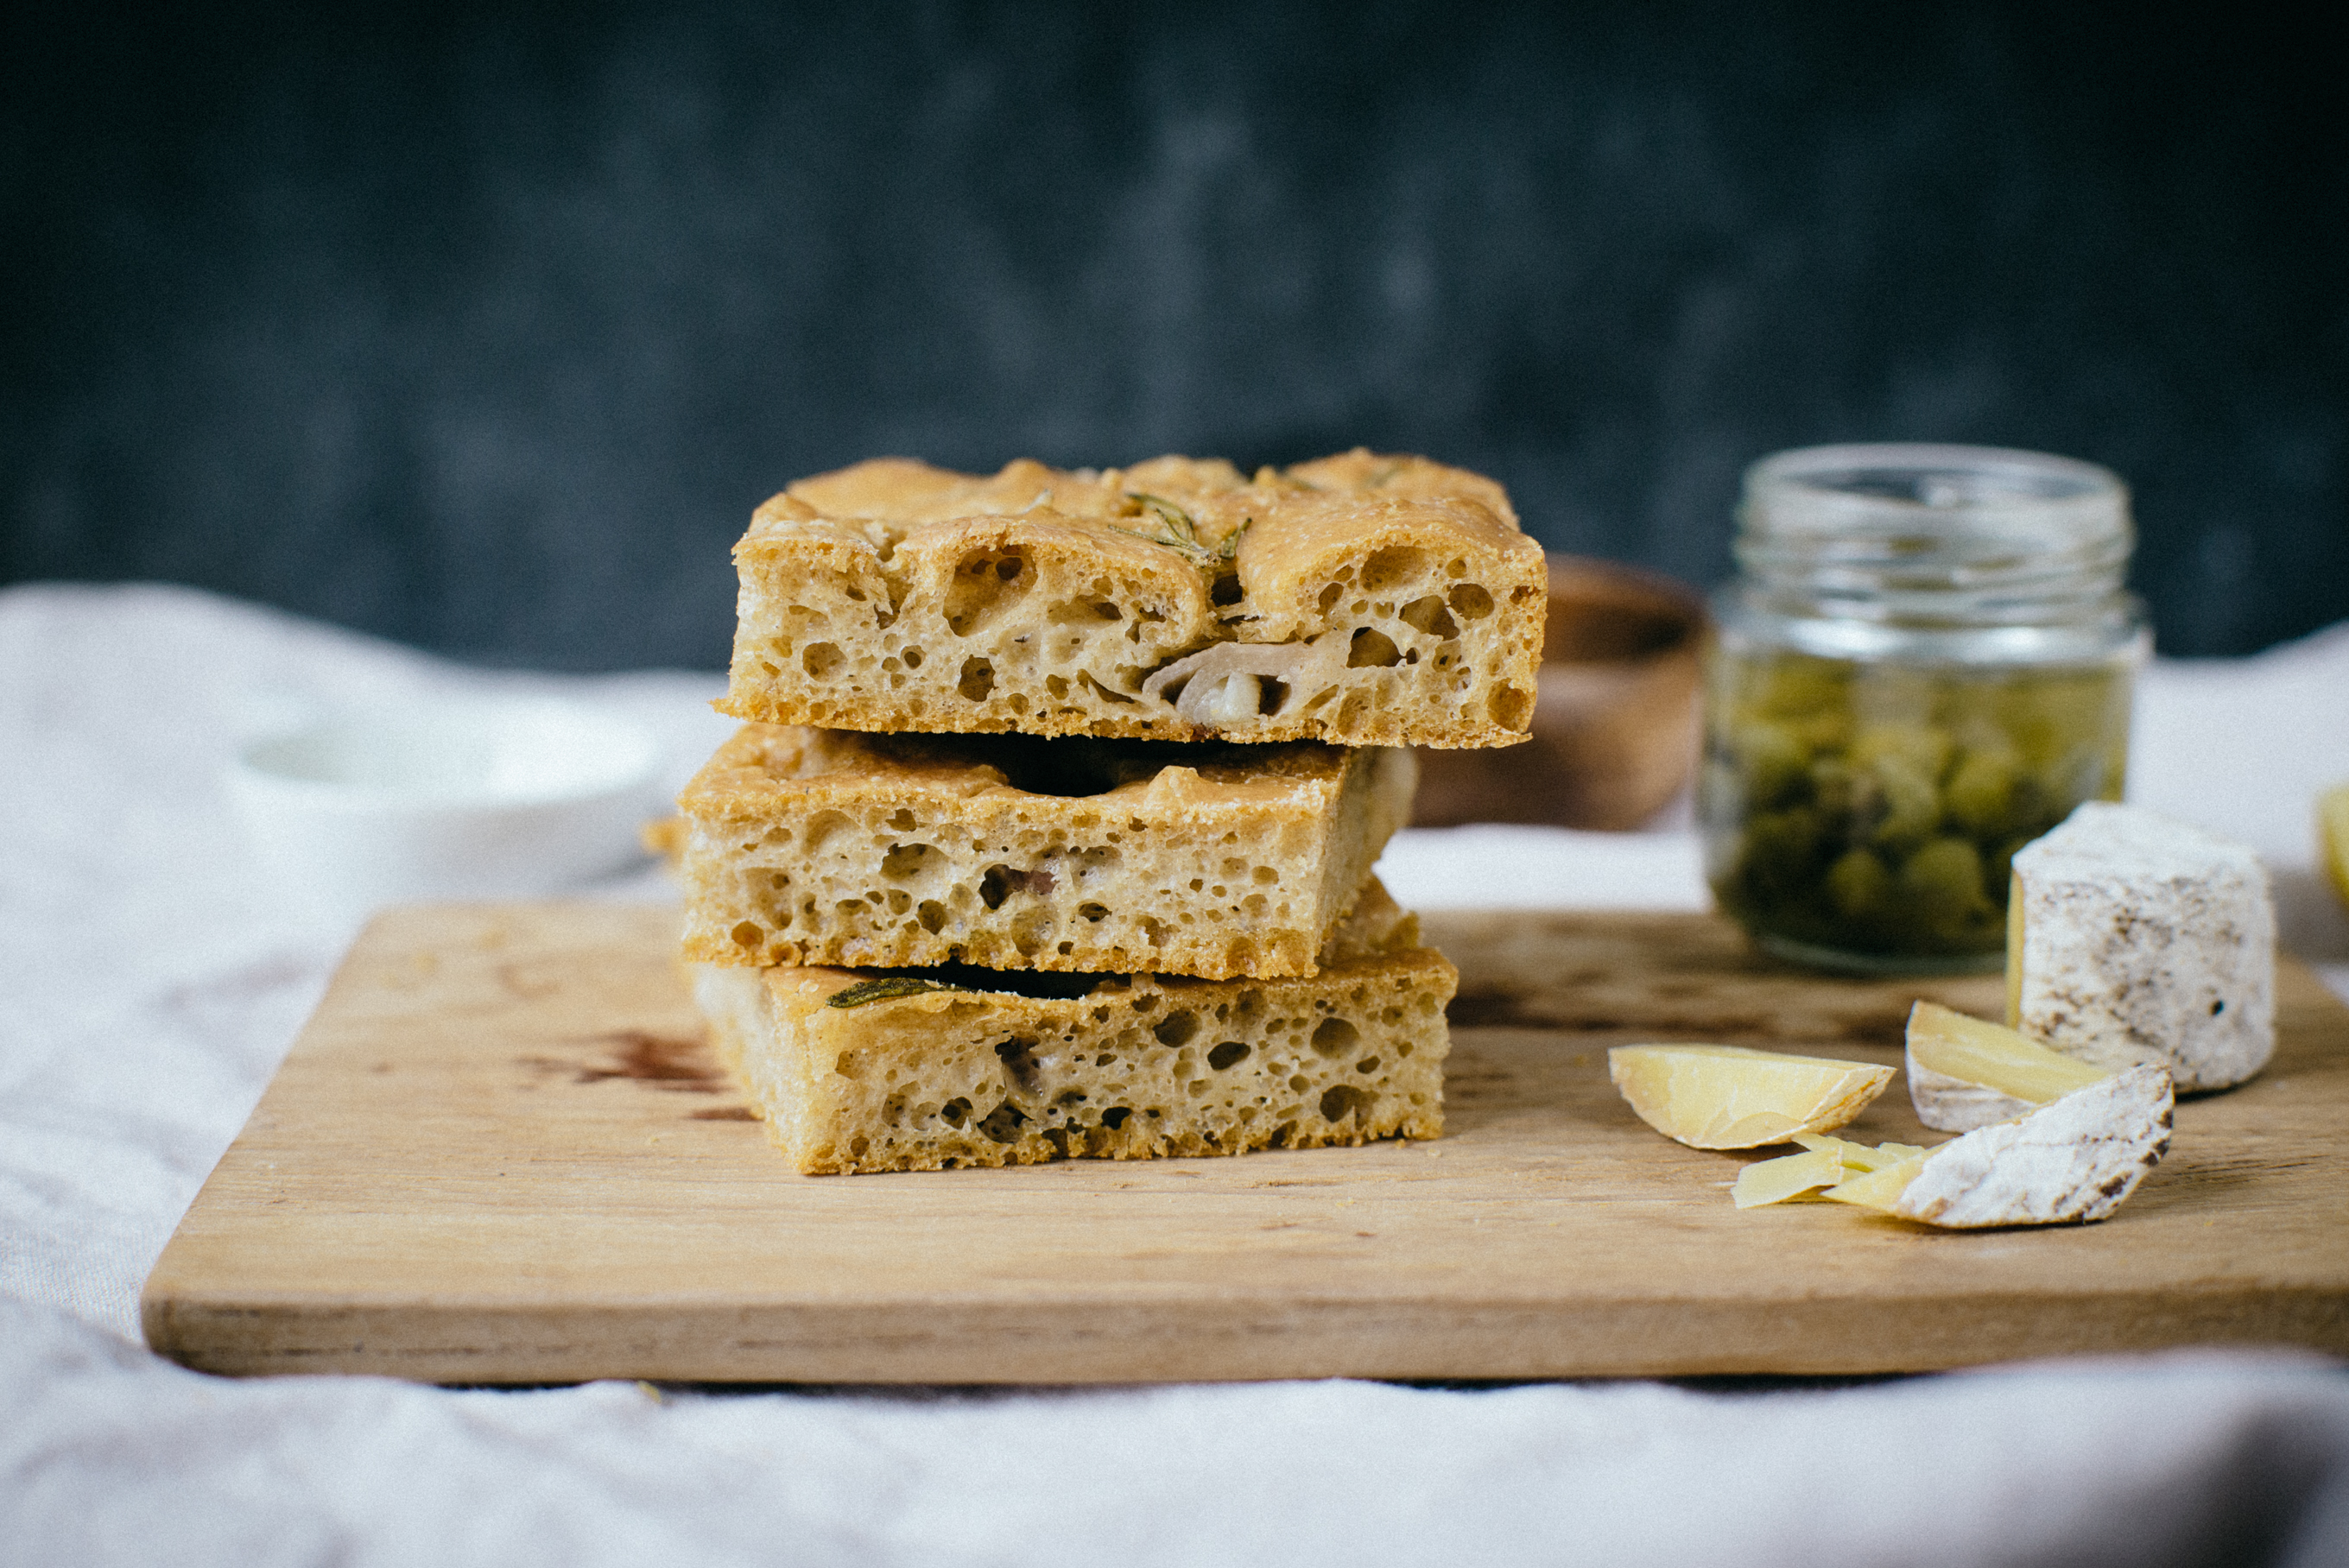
720, 448, 1545, 749
692, 879, 1453, 1173
678, 724, 1414, 978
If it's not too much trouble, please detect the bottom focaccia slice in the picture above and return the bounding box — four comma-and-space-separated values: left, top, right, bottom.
691, 887, 1455, 1174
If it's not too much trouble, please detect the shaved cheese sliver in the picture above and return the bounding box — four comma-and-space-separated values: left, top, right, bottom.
1794, 1133, 1929, 1173
1732, 1147, 1847, 1209
1820, 1157, 1928, 1211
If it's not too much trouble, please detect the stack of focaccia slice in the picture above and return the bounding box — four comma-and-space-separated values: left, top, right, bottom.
676, 448, 1547, 1173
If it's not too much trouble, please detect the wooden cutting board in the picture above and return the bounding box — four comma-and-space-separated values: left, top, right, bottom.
142, 902, 2349, 1383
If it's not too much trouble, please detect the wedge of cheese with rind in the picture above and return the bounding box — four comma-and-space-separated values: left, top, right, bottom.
1826, 1064, 2173, 1228
1607, 1044, 1893, 1150
2010, 802, 2274, 1092
1904, 1000, 2112, 1133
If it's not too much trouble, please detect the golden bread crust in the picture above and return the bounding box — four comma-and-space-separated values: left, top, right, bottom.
721, 449, 1544, 748
676, 724, 1415, 978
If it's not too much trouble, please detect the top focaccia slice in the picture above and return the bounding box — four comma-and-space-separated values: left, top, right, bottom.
719, 449, 1546, 749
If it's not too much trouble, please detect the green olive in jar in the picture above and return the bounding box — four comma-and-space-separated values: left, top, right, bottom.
1700, 648, 2131, 971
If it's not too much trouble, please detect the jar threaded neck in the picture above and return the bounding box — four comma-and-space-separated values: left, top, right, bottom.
1736, 443, 2133, 627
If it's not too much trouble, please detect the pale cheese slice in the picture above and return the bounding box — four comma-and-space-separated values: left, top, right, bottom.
1821, 1064, 2173, 1228
1794, 1132, 1928, 1170
1734, 1135, 1929, 1208
2009, 802, 2273, 1091
1607, 1044, 1893, 1150
1819, 1154, 1928, 1211
2321, 781, 2349, 912
1731, 1147, 1845, 1208
1904, 999, 2112, 1132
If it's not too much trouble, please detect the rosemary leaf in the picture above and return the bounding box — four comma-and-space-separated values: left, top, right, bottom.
826, 977, 962, 1008
1127, 492, 1199, 541
1112, 494, 1248, 571
1109, 522, 1205, 560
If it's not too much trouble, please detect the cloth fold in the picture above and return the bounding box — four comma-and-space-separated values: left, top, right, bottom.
7, 1294, 2347, 1568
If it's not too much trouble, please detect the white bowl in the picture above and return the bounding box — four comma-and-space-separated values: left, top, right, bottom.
225, 698, 663, 912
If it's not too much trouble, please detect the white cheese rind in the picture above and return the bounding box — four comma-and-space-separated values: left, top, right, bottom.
1892, 1064, 2174, 1228
1905, 1062, 2038, 1133
2010, 801, 2275, 1091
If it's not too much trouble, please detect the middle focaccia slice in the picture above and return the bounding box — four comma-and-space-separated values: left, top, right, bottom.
678, 724, 1415, 979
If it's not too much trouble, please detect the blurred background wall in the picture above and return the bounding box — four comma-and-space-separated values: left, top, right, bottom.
4, 0, 2344, 671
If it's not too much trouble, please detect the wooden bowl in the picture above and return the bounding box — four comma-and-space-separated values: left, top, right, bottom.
1411, 555, 1707, 830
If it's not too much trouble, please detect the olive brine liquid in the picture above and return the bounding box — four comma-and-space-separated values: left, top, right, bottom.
1699, 647, 2132, 971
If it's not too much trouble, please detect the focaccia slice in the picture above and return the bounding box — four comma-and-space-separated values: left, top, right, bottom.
719, 449, 1545, 749
679, 724, 1415, 979
690, 892, 1454, 1174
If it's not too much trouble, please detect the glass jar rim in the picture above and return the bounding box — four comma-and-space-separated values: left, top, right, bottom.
1743, 442, 2127, 523
1734, 442, 2135, 624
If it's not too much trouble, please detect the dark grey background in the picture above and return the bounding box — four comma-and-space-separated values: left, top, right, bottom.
5, 1, 2345, 669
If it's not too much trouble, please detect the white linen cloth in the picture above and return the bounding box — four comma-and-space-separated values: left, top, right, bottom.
3, 581, 2346, 1568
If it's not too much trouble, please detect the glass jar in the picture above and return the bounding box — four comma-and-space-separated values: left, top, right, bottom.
1700, 444, 2149, 974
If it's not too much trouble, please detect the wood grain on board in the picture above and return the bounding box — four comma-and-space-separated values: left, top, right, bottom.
142, 902, 2349, 1384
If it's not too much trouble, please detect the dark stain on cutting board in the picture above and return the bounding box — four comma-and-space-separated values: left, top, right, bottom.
519, 1030, 726, 1095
